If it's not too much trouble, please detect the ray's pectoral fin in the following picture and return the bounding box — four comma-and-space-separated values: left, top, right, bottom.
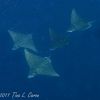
36, 57, 60, 77
81, 20, 94, 31
87, 20, 95, 29
12, 44, 19, 50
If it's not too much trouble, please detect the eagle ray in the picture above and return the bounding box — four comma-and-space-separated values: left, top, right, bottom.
8, 30, 38, 53
24, 49, 60, 78
67, 8, 93, 32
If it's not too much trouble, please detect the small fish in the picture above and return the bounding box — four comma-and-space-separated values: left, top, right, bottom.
24, 49, 60, 78
8, 30, 38, 53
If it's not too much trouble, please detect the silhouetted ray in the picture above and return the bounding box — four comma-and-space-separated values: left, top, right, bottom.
24, 49, 60, 78
67, 8, 93, 32
49, 28, 69, 50
8, 30, 38, 53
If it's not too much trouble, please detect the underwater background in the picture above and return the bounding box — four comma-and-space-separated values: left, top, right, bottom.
0, 0, 100, 100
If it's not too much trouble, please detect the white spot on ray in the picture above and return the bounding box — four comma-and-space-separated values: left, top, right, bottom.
24, 49, 60, 78
8, 30, 38, 53
67, 8, 93, 32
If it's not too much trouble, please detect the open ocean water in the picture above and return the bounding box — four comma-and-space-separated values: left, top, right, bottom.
0, 0, 100, 100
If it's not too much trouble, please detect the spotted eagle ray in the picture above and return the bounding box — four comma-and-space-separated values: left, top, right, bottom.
49, 28, 69, 50
67, 8, 93, 32
24, 49, 60, 78
8, 30, 38, 53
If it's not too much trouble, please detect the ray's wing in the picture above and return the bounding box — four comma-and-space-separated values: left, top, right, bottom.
8, 30, 22, 43
24, 49, 43, 78
37, 57, 60, 77
71, 8, 84, 25
8, 30, 25, 50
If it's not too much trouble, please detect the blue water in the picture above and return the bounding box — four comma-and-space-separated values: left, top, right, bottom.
0, 0, 100, 100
